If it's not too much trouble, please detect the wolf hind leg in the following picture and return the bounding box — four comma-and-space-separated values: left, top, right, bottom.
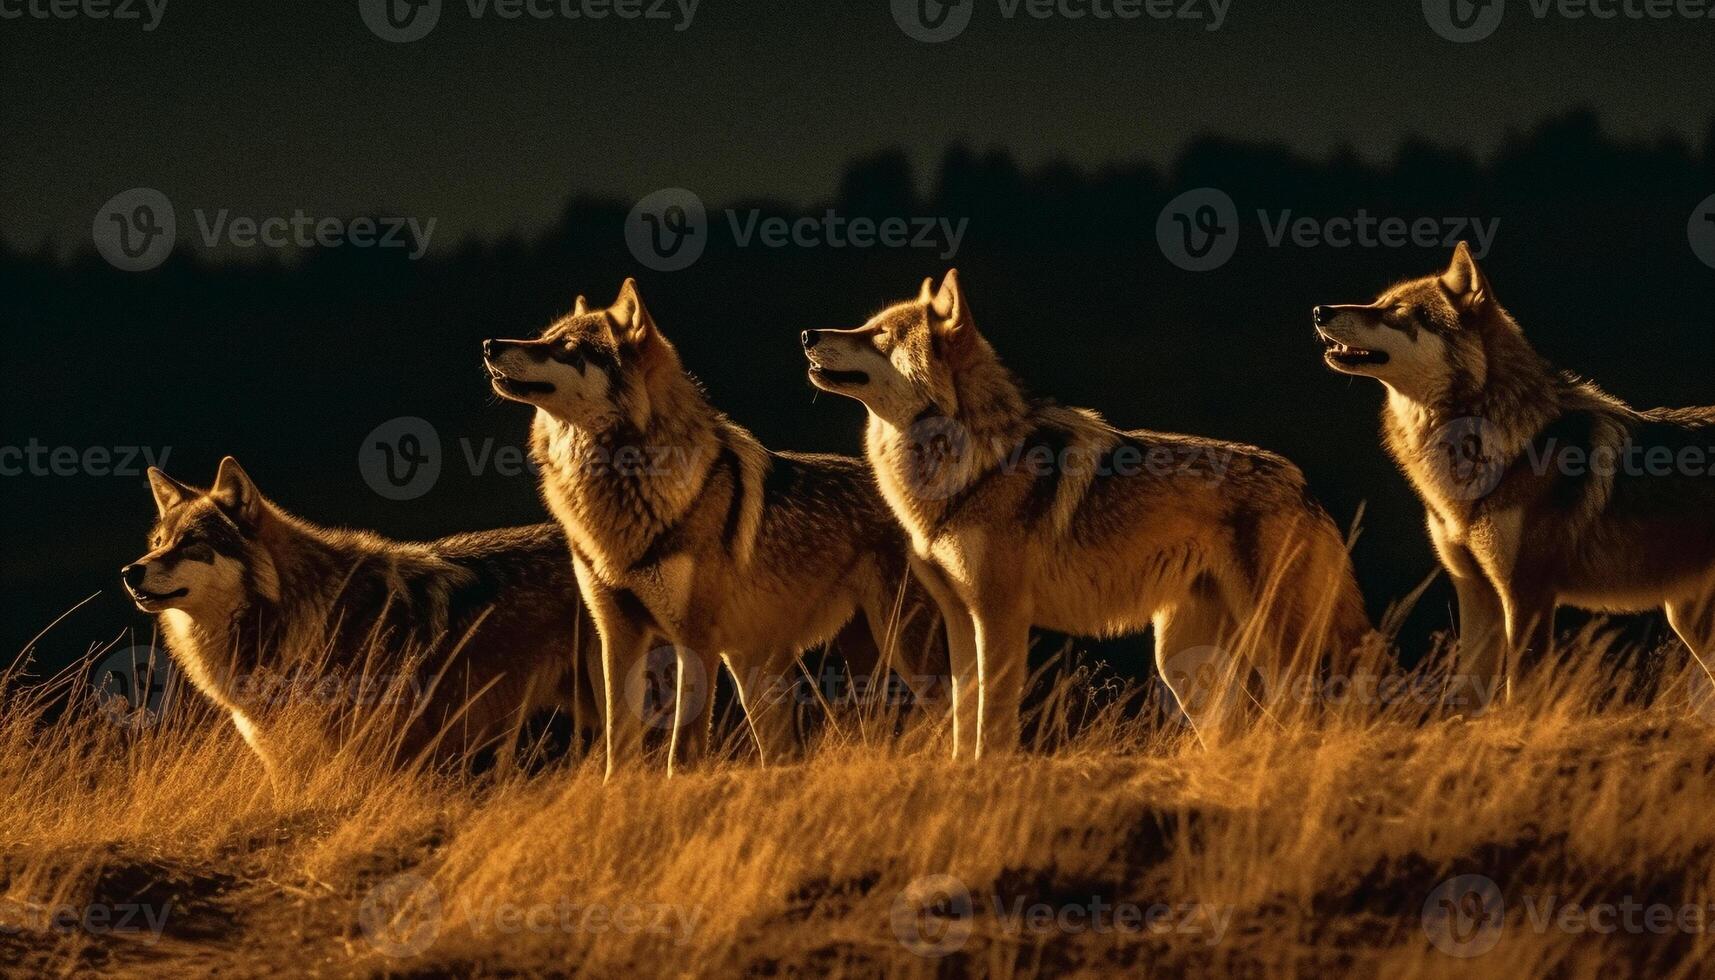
1666, 585, 1715, 705
1153, 579, 1247, 749
727, 651, 801, 767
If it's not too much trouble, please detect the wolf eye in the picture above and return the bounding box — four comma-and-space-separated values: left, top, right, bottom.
180, 541, 214, 563
552, 343, 586, 370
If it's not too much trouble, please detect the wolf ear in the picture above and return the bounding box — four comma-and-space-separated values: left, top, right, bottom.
929, 269, 968, 326
927, 270, 977, 362
1440, 242, 1492, 314
147, 467, 194, 516
210, 456, 263, 529
609, 279, 659, 348
573, 295, 589, 317
917, 277, 935, 306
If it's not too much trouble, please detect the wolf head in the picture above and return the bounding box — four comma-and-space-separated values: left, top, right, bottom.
801, 270, 996, 426
123, 457, 269, 618
483, 279, 680, 431
1313, 242, 1520, 404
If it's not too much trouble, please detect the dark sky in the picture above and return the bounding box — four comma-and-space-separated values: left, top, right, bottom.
3, 0, 1711, 252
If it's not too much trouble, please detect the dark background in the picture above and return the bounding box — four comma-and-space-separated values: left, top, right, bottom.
2, 1, 1712, 676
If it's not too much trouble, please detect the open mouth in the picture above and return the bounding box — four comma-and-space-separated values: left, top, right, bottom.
808, 366, 870, 387
1319, 333, 1390, 368
128, 585, 188, 609
489, 370, 556, 398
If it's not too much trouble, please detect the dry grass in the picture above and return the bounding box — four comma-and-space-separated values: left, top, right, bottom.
4, 611, 1715, 979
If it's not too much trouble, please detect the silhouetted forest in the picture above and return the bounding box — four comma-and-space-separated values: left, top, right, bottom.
4, 110, 1712, 674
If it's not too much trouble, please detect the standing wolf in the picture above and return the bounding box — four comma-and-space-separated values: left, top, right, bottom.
1315, 243, 1715, 705
123, 458, 598, 780
483, 280, 944, 776
802, 271, 1370, 757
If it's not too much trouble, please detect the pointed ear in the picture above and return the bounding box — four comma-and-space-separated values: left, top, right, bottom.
147, 467, 193, 516
210, 456, 263, 529
929, 269, 968, 326
573, 294, 589, 317
917, 277, 935, 305
609, 278, 659, 347
1440, 242, 1492, 313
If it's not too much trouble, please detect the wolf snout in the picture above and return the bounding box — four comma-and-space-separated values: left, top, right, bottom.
1312, 306, 1333, 328
121, 564, 147, 590
800, 330, 821, 350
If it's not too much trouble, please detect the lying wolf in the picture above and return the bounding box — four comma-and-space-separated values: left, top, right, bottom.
123, 457, 598, 779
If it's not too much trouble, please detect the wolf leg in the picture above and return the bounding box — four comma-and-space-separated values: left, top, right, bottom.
1499, 588, 1555, 701
970, 602, 1029, 760
1666, 588, 1715, 697
909, 556, 978, 760
667, 645, 719, 776
728, 651, 800, 767
1431, 530, 1509, 709
1450, 571, 1508, 709
1153, 590, 1243, 749
582, 595, 652, 778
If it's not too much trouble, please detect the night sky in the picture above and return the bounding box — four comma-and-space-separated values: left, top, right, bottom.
3, 1, 1711, 252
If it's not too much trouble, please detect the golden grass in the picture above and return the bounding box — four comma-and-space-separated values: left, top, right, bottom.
3, 617, 1715, 978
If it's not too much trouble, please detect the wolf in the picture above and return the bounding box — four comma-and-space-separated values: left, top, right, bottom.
1315, 242, 1715, 706
802, 270, 1371, 758
483, 280, 945, 777
122, 457, 600, 781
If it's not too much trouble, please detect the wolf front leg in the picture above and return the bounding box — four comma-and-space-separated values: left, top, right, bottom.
581, 588, 653, 779
970, 596, 1030, 761
1432, 529, 1508, 710
909, 556, 979, 760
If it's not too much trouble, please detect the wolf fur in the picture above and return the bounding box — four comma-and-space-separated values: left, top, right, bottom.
804, 270, 1371, 757
1316, 242, 1715, 705
483, 281, 944, 777
123, 458, 597, 780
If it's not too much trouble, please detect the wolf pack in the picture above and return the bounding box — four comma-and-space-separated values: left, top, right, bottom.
120, 245, 1715, 782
